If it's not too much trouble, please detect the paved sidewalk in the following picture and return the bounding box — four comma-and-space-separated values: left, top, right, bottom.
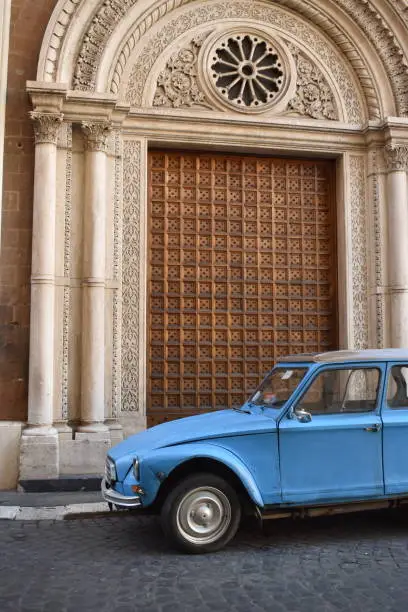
0, 489, 109, 520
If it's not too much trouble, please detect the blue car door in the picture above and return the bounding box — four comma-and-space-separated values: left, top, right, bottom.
278, 363, 385, 504
382, 362, 408, 495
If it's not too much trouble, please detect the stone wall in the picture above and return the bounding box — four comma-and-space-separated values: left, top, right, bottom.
0, 0, 58, 421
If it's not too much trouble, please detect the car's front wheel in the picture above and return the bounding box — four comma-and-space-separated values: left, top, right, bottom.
161, 472, 241, 553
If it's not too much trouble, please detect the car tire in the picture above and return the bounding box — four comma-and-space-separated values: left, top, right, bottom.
161, 472, 241, 554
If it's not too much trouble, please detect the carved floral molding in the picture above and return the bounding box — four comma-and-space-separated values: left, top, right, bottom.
153, 33, 212, 109
152, 32, 339, 120
287, 44, 338, 121
350, 155, 369, 350
122, 140, 142, 413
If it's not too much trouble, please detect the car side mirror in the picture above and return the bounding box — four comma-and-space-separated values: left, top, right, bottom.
295, 409, 312, 423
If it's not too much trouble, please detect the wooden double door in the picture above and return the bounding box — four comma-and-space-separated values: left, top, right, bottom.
147, 151, 337, 426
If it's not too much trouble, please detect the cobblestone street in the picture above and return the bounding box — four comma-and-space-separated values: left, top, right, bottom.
1, 511, 408, 612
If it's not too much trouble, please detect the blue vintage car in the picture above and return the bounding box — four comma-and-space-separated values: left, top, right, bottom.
102, 349, 408, 553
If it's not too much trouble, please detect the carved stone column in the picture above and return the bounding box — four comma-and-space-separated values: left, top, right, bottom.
385, 144, 408, 348
20, 112, 63, 481
78, 122, 112, 435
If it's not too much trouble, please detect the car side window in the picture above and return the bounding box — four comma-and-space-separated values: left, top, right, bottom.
295, 367, 381, 416
387, 366, 408, 408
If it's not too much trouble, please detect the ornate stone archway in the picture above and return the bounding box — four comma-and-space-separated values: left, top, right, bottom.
20, 0, 408, 481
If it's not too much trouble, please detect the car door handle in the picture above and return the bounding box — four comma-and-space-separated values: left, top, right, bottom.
365, 424, 381, 432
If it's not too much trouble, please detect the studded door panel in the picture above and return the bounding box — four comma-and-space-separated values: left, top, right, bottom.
148, 152, 337, 426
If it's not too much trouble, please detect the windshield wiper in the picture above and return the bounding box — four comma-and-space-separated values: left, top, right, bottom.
233, 405, 251, 414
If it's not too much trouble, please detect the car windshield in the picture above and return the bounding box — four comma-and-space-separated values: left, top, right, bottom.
250, 367, 308, 409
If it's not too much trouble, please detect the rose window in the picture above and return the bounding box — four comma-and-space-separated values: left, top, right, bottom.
210, 34, 284, 110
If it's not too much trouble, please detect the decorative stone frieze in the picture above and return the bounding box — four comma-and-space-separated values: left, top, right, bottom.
337, 0, 408, 116
112, 131, 123, 418
42, 0, 81, 82
40, 0, 408, 118
368, 148, 386, 348
81, 122, 112, 153
152, 29, 338, 118
62, 123, 73, 423
287, 44, 338, 121
126, 2, 363, 122
384, 144, 408, 172
350, 155, 369, 350
30, 111, 63, 145
122, 140, 142, 413
153, 33, 212, 109
74, 0, 191, 91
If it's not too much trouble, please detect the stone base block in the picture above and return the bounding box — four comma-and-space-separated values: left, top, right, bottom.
106, 420, 124, 446
59, 437, 109, 475
119, 413, 147, 440
0, 423, 23, 490
19, 432, 59, 480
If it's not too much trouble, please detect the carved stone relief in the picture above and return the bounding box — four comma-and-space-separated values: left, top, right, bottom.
153, 33, 212, 109
368, 149, 385, 349
42, 0, 81, 82
205, 30, 287, 112
152, 29, 339, 119
40, 0, 408, 119
62, 123, 73, 422
350, 155, 369, 350
30, 112, 64, 145
286, 44, 338, 121
384, 144, 408, 172
337, 0, 408, 116
74, 0, 192, 91
122, 140, 142, 413
81, 122, 113, 152
112, 131, 123, 418
126, 1, 363, 122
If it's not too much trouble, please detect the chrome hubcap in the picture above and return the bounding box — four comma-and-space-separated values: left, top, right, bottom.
176, 486, 232, 545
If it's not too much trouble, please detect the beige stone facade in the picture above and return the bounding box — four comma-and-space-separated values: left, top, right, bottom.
1, 0, 408, 487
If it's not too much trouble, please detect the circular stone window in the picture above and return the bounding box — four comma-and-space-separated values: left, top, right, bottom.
200, 29, 294, 114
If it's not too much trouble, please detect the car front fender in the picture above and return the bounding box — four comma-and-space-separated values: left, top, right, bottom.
123, 442, 265, 508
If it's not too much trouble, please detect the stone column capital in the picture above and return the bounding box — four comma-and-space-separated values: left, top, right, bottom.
81, 121, 112, 152
30, 111, 64, 145
384, 144, 408, 172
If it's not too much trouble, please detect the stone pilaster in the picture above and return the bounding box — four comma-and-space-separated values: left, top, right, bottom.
78, 122, 112, 436
385, 144, 408, 348
20, 112, 63, 481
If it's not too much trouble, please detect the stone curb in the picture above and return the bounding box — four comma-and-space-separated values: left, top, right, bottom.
0, 502, 110, 521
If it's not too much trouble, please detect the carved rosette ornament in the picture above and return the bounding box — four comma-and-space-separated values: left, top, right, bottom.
384, 145, 408, 172
200, 27, 296, 114
287, 45, 338, 121
209, 32, 285, 111
81, 122, 112, 153
30, 112, 64, 145
153, 33, 212, 108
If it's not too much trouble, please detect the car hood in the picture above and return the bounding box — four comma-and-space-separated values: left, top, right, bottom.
109, 408, 277, 463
